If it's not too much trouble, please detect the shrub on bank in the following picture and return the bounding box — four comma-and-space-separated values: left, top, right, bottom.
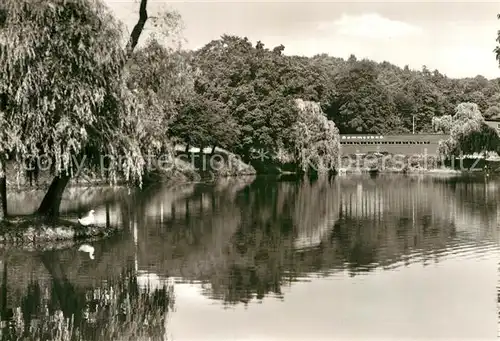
174, 147, 257, 177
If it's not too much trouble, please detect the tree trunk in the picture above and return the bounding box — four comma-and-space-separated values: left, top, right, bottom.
1, 260, 7, 320
40, 252, 85, 325
185, 144, 190, 153
0, 160, 6, 221
105, 202, 111, 228
242, 149, 251, 165
37, 174, 71, 219
199, 145, 206, 172
120, 200, 130, 230
126, 0, 148, 58
211, 145, 217, 154
0, 176, 6, 221
211, 192, 216, 212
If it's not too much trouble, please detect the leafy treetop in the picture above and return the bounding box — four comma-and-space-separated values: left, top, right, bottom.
0, 0, 145, 183
437, 103, 500, 157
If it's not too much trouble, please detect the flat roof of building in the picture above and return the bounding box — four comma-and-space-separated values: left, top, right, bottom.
339, 134, 448, 141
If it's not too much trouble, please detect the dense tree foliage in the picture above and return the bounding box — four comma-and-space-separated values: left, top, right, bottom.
175, 33, 496, 167
0, 0, 139, 174
432, 115, 453, 134
328, 60, 402, 134
179, 33, 500, 154
168, 93, 239, 151
0, 0, 195, 219
1, 0, 500, 221
436, 103, 500, 157
189, 36, 301, 161
125, 11, 191, 156
0, 0, 150, 218
282, 99, 339, 173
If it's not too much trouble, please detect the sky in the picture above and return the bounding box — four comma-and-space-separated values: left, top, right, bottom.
105, 1, 500, 79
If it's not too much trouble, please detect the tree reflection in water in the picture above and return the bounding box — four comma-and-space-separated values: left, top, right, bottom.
155, 175, 498, 305
0, 262, 173, 341
0, 174, 498, 338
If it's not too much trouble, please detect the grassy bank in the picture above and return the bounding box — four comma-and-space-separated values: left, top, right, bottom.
0, 216, 119, 251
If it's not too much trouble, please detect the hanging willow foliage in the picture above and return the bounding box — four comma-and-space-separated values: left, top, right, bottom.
0, 0, 145, 185
277, 99, 340, 172
437, 102, 500, 157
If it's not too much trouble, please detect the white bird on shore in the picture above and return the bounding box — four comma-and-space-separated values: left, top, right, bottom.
78, 210, 95, 226
78, 244, 95, 259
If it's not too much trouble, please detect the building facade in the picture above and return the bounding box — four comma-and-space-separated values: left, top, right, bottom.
484, 120, 500, 134
339, 134, 448, 155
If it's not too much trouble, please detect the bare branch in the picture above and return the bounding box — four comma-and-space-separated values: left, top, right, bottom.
126, 0, 148, 58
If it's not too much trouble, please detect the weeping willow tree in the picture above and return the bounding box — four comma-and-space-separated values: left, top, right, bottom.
0, 0, 152, 220
436, 103, 500, 159
280, 99, 340, 174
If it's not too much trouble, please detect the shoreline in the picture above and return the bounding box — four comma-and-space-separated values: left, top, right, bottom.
337, 167, 464, 175
0, 216, 120, 251
0, 156, 491, 248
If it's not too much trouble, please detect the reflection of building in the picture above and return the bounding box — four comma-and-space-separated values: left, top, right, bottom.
338, 181, 430, 220
136, 271, 172, 291
339, 183, 385, 219
294, 213, 336, 250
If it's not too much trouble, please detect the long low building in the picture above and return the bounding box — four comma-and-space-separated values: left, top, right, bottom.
339, 134, 449, 155
484, 119, 500, 132
339, 119, 500, 156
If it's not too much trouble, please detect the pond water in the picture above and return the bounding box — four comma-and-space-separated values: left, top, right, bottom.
1, 174, 499, 340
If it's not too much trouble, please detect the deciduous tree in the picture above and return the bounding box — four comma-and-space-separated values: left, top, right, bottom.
329, 61, 401, 134
0, 0, 150, 219
437, 103, 500, 158
280, 99, 340, 173
168, 93, 239, 152
126, 29, 193, 156
193, 36, 300, 161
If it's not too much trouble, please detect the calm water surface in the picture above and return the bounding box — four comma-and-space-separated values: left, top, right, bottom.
1, 174, 499, 340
